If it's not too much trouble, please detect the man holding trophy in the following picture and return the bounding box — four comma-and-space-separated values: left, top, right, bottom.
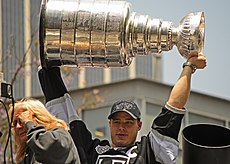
38, 51, 206, 164
38, 0, 207, 163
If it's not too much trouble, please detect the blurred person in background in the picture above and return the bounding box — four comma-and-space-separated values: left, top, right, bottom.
9, 98, 81, 164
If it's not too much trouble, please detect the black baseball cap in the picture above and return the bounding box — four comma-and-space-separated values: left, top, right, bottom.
108, 100, 141, 119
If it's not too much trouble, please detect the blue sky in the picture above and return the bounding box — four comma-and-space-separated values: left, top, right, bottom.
127, 0, 230, 100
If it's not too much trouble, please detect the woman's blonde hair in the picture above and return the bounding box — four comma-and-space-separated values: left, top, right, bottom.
9, 98, 69, 163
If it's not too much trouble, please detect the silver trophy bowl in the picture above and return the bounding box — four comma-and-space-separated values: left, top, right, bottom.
39, 0, 205, 68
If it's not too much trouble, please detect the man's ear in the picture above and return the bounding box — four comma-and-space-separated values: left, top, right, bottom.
138, 121, 142, 131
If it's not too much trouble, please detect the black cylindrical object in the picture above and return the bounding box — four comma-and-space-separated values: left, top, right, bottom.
182, 124, 230, 164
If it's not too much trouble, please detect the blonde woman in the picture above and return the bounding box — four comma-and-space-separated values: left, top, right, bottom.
9, 98, 80, 164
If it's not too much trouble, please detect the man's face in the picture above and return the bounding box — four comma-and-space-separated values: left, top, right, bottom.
109, 111, 142, 148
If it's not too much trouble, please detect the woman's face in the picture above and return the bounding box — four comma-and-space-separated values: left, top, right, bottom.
12, 108, 28, 143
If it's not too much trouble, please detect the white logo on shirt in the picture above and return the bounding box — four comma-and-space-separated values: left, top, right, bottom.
96, 155, 130, 164
96, 145, 111, 154
95, 146, 138, 164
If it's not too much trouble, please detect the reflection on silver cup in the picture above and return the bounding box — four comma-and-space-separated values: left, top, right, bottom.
39, 0, 205, 68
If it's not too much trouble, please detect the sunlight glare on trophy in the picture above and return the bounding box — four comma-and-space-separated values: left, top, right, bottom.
40, 0, 205, 68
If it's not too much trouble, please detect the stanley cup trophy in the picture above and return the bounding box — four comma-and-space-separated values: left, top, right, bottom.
39, 0, 205, 68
